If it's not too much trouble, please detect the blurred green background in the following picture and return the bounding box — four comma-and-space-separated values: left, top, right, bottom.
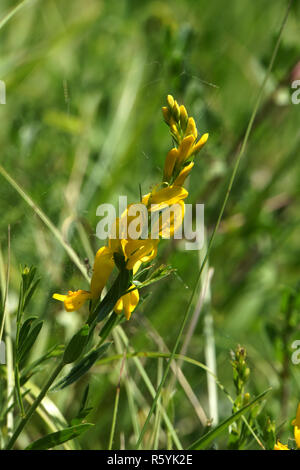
0, 0, 300, 450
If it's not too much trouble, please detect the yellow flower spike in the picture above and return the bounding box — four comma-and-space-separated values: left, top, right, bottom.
53, 290, 92, 312
163, 148, 179, 182
90, 246, 115, 299
274, 440, 289, 450
173, 162, 194, 186
292, 403, 300, 448
174, 135, 196, 170
191, 132, 209, 156
114, 285, 139, 320
186, 117, 198, 139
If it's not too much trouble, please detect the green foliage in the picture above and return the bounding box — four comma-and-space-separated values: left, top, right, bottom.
0, 0, 299, 451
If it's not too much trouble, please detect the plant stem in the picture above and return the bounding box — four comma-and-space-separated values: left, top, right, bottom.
108, 385, 120, 450
5, 360, 64, 450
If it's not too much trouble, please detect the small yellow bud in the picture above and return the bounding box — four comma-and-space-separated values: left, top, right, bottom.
179, 105, 188, 130
163, 148, 178, 182
173, 162, 194, 186
173, 101, 180, 121
167, 94, 175, 110
162, 106, 171, 124
186, 117, 198, 139
175, 135, 195, 169
192, 132, 209, 155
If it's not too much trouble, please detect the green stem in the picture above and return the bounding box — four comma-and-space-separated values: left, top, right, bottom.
5, 360, 64, 450
108, 384, 120, 450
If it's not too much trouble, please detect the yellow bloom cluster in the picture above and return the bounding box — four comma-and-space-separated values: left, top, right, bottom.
274, 403, 300, 450
53, 95, 208, 320
162, 94, 208, 185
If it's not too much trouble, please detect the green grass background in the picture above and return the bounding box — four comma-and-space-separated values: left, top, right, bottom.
0, 0, 300, 449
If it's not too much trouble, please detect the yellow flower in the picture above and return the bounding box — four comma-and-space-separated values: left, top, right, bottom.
52, 290, 92, 312
292, 403, 300, 448
274, 440, 289, 450
114, 284, 139, 320
53, 96, 200, 315
53, 245, 115, 312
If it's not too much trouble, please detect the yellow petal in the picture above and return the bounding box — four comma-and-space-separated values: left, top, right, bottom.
186, 117, 197, 139
191, 132, 209, 155
274, 440, 289, 450
114, 297, 124, 314
162, 106, 171, 124
146, 185, 188, 211
90, 246, 114, 299
173, 162, 194, 186
163, 148, 178, 182
160, 200, 185, 238
294, 425, 300, 449
52, 293, 67, 302
167, 94, 175, 109
293, 403, 300, 427
124, 239, 158, 270
175, 135, 195, 169
179, 105, 188, 130
53, 290, 92, 312
114, 285, 139, 320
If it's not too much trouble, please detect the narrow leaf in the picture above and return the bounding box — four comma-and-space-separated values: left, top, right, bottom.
25, 423, 93, 450
51, 343, 111, 391
17, 320, 43, 366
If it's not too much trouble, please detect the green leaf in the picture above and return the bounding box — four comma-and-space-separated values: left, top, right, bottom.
98, 312, 119, 339
18, 316, 38, 350
90, 270, 131, 325
51, 343, 111, 391
188, 388, 271, 450
63, 324, 90, 364
25, 423, 94, 450
17, 320, 43, 367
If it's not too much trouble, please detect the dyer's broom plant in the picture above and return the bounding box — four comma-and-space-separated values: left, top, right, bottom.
3, 96, 209, 449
